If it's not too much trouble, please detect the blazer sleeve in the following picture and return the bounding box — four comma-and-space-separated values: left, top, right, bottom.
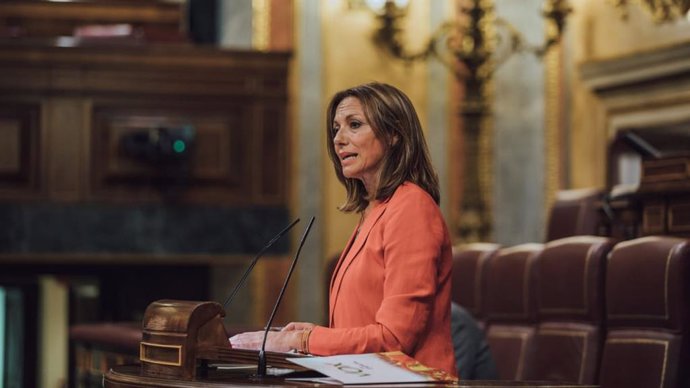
309, 188, 446, 355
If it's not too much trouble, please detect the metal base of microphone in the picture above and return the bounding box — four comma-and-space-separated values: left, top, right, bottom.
250, 349, 268, 380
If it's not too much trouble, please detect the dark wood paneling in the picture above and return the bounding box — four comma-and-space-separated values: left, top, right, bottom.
642, 158, 689, 183
90, 104, 250, 203
0, 103, 41, 198
258, 104, 287, 203
602, 156, 690, 239
0, 40, 291, 205
0, 0, 183, 40
642, 201, 666, 235
0, 14, 292, 388
668, 197, 690, 233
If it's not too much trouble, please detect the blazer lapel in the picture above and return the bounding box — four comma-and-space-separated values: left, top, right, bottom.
329, 201, 388, 325
328, 227, 358, 299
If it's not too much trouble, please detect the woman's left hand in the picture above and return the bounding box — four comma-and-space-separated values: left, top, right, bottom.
229, 330, 302, 353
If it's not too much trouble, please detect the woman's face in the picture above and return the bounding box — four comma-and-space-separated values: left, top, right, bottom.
332, 96, 386, 191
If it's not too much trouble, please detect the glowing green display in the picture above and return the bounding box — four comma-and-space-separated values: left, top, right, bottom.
173, 140, 186, 153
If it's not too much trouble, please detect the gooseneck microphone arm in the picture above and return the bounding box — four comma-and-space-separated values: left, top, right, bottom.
257, 216, 316, 377
222, 218, 300, 311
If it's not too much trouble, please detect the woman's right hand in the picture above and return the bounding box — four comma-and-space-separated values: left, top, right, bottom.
229, 330, 303, 352
282, 322, 316, 331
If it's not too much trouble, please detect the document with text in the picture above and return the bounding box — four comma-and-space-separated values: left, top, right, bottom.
287, 351, 457, 385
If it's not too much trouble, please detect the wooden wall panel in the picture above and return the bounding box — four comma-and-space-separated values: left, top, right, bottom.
0, 118, 21, 173
0, 8, 293, 387
259, 104, 287, 202
668, 199, 690, 233
45, 98, 88, 201
0, 41, 291, 205
0, 103, 41, 198
90, 104, 250, 203
0, 0, 183, 39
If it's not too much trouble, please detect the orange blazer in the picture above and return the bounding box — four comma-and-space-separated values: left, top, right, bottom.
309, 182, 457, 376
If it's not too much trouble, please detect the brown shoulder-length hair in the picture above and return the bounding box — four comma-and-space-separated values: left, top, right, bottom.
326, 82, 440, 213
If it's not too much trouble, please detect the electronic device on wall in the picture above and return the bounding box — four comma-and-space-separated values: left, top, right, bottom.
120, 125, 196, 164
119, 125, 196, 197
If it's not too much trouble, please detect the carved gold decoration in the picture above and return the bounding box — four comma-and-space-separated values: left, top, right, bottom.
544, 40, 563, 219
478, 103, 494, 242
610, 0, 690, 22
456, 0, 495, 243
252, 0, 270, 51
363, 0, 571, 242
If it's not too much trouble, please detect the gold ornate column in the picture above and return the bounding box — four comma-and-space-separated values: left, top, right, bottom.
360, 0, 571, 242
455, 0, 495, 242
544, 44, 563, 213
252, 0, 270, 51
610, 0, 690, 22
543, 1, 567, 215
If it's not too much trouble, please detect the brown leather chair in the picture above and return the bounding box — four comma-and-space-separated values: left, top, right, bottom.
599, 236, 690, 388
451, 243, 501, 328
525, 236, 615, 384
70, 322, 141, 387
483, 243, 542, 380
546, 188, 604, 242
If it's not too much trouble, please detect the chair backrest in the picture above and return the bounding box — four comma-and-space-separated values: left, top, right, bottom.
526, 236, 615, 384
451, 243, 501, 325
546, 188, 603, 242
599, 236, 690, 388
483, 243, 542, 380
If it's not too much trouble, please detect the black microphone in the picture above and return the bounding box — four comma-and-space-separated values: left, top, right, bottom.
222, 218, 300, 310
256, 216, 315, 377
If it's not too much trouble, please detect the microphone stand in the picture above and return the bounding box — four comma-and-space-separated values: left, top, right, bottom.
256, 216, 315, 378
222, 218, 300, 310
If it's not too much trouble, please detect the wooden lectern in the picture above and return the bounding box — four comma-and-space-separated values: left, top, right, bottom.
136, 299, 308, 383
139, 300, 229, 380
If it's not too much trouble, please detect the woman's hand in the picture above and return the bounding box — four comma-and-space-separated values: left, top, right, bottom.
282, 322, 316, 331
229, 330, 303, 353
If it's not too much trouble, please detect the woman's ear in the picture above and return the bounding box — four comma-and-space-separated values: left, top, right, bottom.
391, 134, 399, 146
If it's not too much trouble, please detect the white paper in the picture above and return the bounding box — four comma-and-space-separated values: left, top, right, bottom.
287, 353, 431, 384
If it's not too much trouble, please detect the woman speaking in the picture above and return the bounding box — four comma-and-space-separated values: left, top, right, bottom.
230, 82, 456, 376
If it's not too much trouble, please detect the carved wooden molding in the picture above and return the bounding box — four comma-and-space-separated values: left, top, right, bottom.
581, 42, 690, 94
580, 41, 690, 140
0, 41, 291, 204
0, 0, 184, 39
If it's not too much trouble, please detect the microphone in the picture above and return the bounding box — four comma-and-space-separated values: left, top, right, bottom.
256, 216, 315, 377
222, 218, 300, 310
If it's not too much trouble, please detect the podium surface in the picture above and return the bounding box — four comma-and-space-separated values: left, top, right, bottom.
105, 365, 598, 388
